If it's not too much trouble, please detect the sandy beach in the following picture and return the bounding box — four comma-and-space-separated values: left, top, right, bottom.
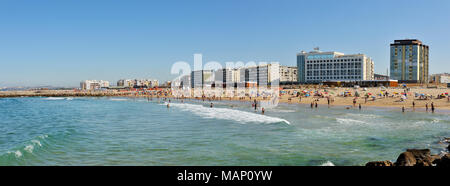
277, 87, 450, 110
1, 87, 450, 111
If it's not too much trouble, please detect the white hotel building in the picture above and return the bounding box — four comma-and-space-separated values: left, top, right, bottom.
80, 80, 110, 90
297, 50, 374, 83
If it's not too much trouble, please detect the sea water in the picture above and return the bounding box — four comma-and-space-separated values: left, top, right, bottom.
0, 97, 449, 165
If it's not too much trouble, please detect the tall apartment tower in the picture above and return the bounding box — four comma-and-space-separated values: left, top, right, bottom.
390, 39, 429, 83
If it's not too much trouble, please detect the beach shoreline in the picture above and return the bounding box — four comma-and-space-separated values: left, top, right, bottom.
1, 87, 450, 111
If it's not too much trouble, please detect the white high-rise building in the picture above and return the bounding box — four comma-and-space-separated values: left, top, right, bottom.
297, 50, 374, 83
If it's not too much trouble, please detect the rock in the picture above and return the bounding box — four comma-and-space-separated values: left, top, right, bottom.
433, 154, 450, 167
365, 160, 394, 166
394, 149, 433, 166
447, 144, 450, 151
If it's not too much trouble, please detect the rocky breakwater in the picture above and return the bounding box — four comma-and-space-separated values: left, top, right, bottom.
366, 142, 450, 167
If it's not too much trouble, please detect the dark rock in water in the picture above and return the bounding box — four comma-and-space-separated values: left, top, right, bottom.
394, 149, 433, 166
365, 160, 393, 166
433, 154, 450, 167
447, 144, 450, 151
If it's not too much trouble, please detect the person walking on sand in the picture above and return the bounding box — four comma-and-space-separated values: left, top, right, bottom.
315, 102, 318, 108
425, 103, 428, 112
311, 102, 314, 108
402, 106, 405, 113
353, 98, 357, 107
412, 101, 415, 109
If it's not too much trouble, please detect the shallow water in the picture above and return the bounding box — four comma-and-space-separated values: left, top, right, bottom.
0, 97, 449, 165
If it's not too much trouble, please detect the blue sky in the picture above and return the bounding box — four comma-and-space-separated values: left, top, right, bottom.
0, 0, 449, 87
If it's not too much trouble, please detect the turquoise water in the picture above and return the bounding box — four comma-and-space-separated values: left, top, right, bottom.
0, 97, 449, 166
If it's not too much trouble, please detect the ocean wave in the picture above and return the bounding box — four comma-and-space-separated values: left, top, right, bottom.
336, 118, 367, 124
346, 113, 381, 119
168, 103, 291, 125
268, 109, 296, 113
7, 150, 23, 158
3, 134, 48, 159
110, 98, 128, 101
43, 97, 65, 100
320, 161, 335, 166
24, 145, 34, 153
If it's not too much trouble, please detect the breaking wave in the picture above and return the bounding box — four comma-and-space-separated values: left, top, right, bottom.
336, 118, 367, 125
109, 98, 128, 101
43, 97, 65, 100
2, 134, 49, 159
168, 103, 291, 125
320, 161, 335, 166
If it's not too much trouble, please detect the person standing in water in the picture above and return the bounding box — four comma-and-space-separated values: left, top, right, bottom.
310, 102, 314, 108
412, 101, 415, 109
402, 106, 405, 112
210, 103, 213, 108
315, 102, 318, 108
261, 107, 265, 115
431, 102, 435, 113
425, 103, 428, 112
359, 104, 361, 110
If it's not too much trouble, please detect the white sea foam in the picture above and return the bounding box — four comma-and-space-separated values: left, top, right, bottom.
169, 103, 291, 125
43, 97, 65, 100
38, 134, 48, 139
31, 140, 42, 147
336, 118, 367, 125
110, 98, 128, 101
346, 113, 380, 119
14, 150, 22, 158
24, 145, 34, 153
269, 109, 296, 113
320, 161, 335, 166
66, 97, 73, 100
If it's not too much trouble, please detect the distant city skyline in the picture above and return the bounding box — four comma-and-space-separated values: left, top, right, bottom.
1, 0, 450, 87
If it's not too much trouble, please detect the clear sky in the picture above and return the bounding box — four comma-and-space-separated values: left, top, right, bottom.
0, 0, 449, 87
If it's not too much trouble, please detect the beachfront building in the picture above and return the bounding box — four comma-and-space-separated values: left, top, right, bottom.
190, 70, 214, 88
235, 64, 280, 87
297, 50, 374, 83
117, 79, 159, 88
257, 63, 280, 87
374, 73, 390, 81
80, 80, 110, 90
213, 68, 235, 88
189, 64, 280, 88
390, 39, 429, 84
430, 73, 450, 84
117, 79, 134, 87
280, 66, 298, 84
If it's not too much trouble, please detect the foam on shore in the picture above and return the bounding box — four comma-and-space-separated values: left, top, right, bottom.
168, 103, 291, 125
